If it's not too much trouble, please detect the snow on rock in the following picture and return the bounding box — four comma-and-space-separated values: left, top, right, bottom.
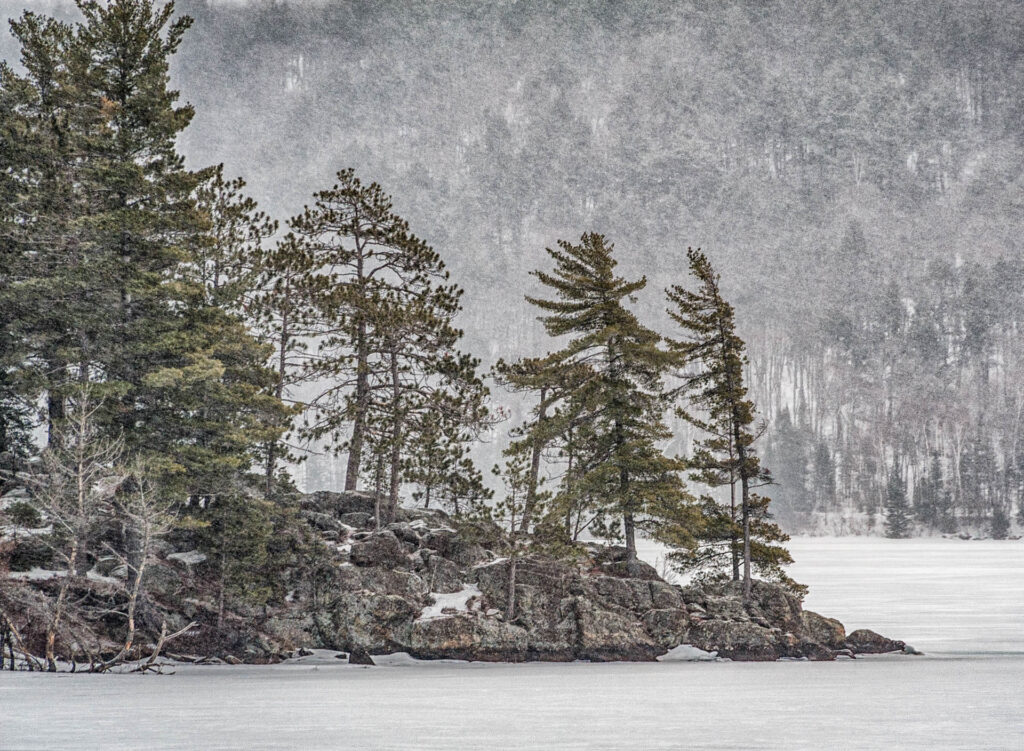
0, 524, 53, 537
8, 567, 66, 581
656, 644, 718, 662
85, 567, 120, 586
472, 557, 509, 569
167, 550, 207, 565
417, 584, 482, 622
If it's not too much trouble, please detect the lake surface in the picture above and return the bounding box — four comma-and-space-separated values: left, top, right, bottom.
2, 537, 1022, 750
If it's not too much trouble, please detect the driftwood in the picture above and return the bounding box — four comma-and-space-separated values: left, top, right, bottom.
131, 620, 198, 674
0, 609, 43, 671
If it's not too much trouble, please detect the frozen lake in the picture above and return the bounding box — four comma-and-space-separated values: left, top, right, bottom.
3, 537, 1023, 750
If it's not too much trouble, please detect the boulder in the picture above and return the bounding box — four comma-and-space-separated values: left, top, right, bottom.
385, 521, 422, 546
569, 597, 663, 661
396, 507, 452, 526
649, 581, 686, 610
599, 558, 662, 581
408, 615, 528, 661
685, 620, 788, 661
424, 554, 464, 594
803, 610, 847, 649
339, 512, 373, 529
350, 531, 408, 568
301, 510, 351, 536
324, 593, 419, 653
590, 575, 654, 613
642, 608, 691, 648
845, 628, 906, 654
446, 539, 489, 567
306, 491, 378, 517
335, 566, 427, 599
421, 528, 457, 557
792, 639, 836, 661
348, 646, 375, 665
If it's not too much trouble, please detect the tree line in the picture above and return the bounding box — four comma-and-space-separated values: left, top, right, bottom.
754, 221, 1024, 538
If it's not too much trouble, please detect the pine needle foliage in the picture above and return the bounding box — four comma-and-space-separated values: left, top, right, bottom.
667, 248, 794, 596
526, 233, 692, 560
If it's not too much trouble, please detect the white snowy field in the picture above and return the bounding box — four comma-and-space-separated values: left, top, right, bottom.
3, 537, 1023, 751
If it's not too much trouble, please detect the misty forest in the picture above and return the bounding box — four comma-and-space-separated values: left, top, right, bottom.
173, 0, 1024, 539
0, 0, 1022, 720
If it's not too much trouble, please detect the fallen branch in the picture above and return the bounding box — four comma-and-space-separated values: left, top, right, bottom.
0, 610, 43, 671
133, 620, 197, 673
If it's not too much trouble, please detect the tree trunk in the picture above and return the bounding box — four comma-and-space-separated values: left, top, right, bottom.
266, 306, 290, 496
45, 539, 78, 671
386, 349, 402, 524
506, 553, 518, 621
345, 318, 369, 491
217, 532, 228, 633
46, 379, 65, 450
517, 387, 548, 535
730, 478, 740, 582
741, 472, 751, 599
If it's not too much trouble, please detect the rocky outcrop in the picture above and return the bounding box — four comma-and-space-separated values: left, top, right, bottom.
1, 488, 912, 665
293, 492, 910, 663
845, 628, 907, 654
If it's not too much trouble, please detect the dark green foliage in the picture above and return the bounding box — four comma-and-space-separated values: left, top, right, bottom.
288, 169, 492, 518
0, 1, 290, 508
990, 506, 1010, 540
667, 248, 792, 594
914, 453, 955, 534
4, 500, 42, 529
884, 464, 912, 539
524, 233, 692, 559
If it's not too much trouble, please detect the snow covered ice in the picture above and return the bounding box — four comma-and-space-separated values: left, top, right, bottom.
3, 537, 1023, 750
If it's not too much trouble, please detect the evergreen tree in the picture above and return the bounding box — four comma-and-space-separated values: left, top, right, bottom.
1, 10, 96, 448
404, 378, 492, 517
191, 164, 277, 310
667, 248, 791, 597
526, 233, 690, 561
884, 462, 912, 538
2, 1, 290, 504
492, 354, 582, 536
290, 169, 449, 490
249, 233, 322, 494
291, 170, 491, 517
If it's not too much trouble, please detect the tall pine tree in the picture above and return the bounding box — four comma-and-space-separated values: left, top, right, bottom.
526, 233, 690, 561
667, 248, 792, 596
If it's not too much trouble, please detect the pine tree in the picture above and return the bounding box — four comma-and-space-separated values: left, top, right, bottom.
526, 233, 689, 561
291, 170, 491, 517
492, 353, 579, 536
667, 248, 791, 597
405, 378, 492, 517
290, 169, 449, 490
249, 233, 322, 495
3, 1, 290, 504
1, 10, 98, 448
191, 164, 277, 310
884, 462, 912, 538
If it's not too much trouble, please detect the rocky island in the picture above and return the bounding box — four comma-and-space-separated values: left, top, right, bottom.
3, 490, 911, 668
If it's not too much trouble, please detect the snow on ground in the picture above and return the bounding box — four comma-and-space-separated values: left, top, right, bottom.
166, 550, 207, 566
6, 566, 66, 581
655, 644, 717, 661
416, 584, 482, 621
3, 537, 1023, 750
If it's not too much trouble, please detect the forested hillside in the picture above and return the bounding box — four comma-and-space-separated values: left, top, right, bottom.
4, 0, 1023, 536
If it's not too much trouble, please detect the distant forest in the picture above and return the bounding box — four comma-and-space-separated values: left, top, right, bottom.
5, 0, 1023, 535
